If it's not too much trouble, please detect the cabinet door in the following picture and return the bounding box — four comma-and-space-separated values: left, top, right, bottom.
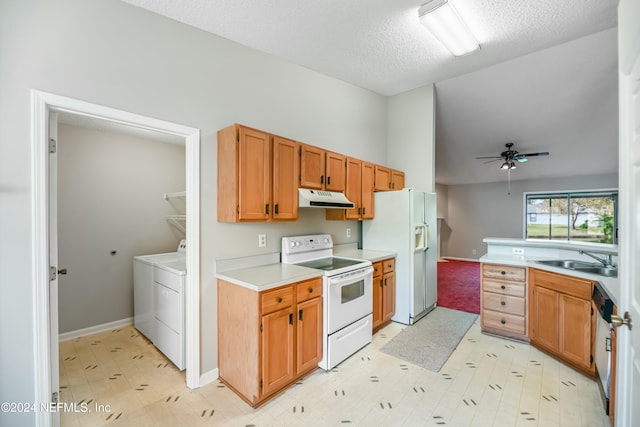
296, 297, 322, 373
374, 165, 391, 191
344, 157, 362, 220
360, 162, 375, 219
391, 170, 404, 190
261, 307, 294, 397
325, 151, 346, 192
272, 137, 299, 220
300, 144, 325, 189
372, 273, 383, 330
531, 286, 559, 352
239, 127, 271, 220
559, 294, 593, 370
383, 272, 395, 322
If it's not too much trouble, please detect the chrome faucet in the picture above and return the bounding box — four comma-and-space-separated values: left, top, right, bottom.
579, 250, 614, 268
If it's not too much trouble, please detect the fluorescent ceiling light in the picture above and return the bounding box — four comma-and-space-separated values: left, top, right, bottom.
418, 0, 480, 57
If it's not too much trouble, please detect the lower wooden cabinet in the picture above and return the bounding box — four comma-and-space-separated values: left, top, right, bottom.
218, 277, 322, 407
480, 263, 528, 341
529, 268, 596, 377
373, 258, 395, 331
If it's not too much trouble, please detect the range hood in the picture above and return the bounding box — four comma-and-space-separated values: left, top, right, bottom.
298, 188, 355, 209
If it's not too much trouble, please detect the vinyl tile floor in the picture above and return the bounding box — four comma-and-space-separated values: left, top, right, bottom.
59, 317, 610, 426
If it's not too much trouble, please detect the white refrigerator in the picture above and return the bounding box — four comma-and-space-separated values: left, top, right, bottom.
362, 188, 437, 325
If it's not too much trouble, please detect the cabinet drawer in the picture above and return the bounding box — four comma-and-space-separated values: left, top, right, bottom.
372, 262, 383, 277
483, 309, 526, 335
296, 278, 322, 303
482, 264, 525, 282
382, 258, 395, 273
483, 278, 525, 297
483, 292, 525, 316
261, 286, 293, 315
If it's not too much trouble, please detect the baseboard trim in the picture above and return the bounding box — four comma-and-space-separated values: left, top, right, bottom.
59, 317, 134, 342
200, 368, 219, 387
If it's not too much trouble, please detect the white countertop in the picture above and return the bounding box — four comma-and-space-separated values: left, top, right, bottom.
216, 263, 324, 292
483, 237, 618, 254
333, 248, 396, 263
480, 252, 619, 306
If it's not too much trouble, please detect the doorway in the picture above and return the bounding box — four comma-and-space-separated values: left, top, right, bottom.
31, 91, 201, 426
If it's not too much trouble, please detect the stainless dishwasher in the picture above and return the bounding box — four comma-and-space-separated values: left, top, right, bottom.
593, 282, 614, 415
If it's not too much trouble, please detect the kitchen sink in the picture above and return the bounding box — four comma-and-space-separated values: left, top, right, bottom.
536, 260, 599, 269
572, 266, 618, 278
535, 260, 618, 278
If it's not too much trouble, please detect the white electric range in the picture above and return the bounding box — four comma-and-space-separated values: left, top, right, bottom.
282, 234, 373, 370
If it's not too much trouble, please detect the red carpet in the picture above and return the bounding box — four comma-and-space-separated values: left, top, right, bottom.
437, 260, 480, 314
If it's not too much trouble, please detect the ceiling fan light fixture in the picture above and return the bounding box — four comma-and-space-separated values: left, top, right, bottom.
509, 161, 516, 169
418, 0, 480, 57
500, 161, 510, 170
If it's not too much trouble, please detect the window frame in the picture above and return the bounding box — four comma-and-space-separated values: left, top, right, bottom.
523, 188, 618, 245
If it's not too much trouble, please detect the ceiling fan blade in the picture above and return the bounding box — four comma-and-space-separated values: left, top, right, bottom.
518, 152, 550, 157
483, 158, 503, 164
475, 156, 502, 159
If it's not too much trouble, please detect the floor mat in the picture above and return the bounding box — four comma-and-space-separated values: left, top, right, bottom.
379, 307, 477, 372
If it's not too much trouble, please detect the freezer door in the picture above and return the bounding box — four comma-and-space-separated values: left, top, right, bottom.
412, 248, 427, 322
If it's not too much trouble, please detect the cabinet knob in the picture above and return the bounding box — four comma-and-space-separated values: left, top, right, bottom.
501, 301, 506, 306
500, 285, 506, 290
308, 287, 313, 293
501, 271, 506, 275
277, 297, 282, 303
500, 319, 506, 325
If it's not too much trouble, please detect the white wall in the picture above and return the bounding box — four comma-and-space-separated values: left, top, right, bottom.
0, 0, 389, 422
441, 173, 619, 259
387, 84, 436, 192
57, 124, 185, 333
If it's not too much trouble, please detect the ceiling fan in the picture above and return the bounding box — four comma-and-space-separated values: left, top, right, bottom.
476, 143, 550, 195
476, 142, 550, 170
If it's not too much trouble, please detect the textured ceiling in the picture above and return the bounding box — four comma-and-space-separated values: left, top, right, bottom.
121, 0, 618, 96
119, 0, 620, 185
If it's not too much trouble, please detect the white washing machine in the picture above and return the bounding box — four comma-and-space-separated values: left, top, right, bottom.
133, 240, 186, 370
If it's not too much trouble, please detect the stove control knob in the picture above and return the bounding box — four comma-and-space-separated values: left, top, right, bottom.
290, 241, 296, 247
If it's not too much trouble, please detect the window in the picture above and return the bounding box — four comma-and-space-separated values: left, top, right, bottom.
525, 190, 618, 244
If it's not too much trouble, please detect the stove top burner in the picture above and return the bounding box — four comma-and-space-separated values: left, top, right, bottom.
295, 257, 364, 272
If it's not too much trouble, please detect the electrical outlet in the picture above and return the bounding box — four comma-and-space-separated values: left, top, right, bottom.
512, 247, 525, 255
346, 228, 351, 238
258, 234, 267, 248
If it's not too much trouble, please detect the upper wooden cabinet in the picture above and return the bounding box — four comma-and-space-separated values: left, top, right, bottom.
217, 124, 298, 222
391, 169, 405, 190
300, 144, 346, 192
272, 136, 299, 220
325, 158, 375, 221
218, 124, 404, 221
374, 165, 404, 191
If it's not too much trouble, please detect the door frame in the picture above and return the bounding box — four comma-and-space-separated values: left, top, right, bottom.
31, 90, 201, 426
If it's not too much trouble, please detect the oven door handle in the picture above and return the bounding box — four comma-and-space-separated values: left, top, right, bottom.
330, 267, 373, 286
